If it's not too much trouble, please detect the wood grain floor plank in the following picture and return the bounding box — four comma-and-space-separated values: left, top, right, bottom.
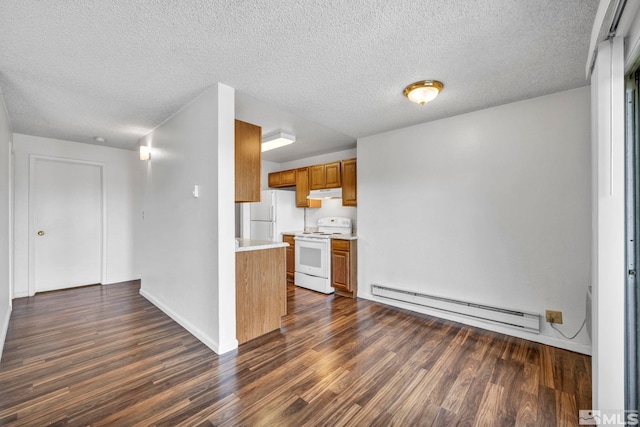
537, 384, 559, 427
556, 389, 579, 427
432, 406, 458, 426
452, 364, 496, 426
392, 401, 442, 427
0, 281, 591, 426
473, 382, 505, 427
279, 388, 338, 426
379, 362, 448, 424
344, 362, 428, 425
441, 356, 479, 414
540, 345, 556, 389
515, 391, 538, 427
521, 361, 540, 396
374, 368, 430, 425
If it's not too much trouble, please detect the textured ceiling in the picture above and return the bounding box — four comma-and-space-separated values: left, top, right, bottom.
0, 0, 598, 162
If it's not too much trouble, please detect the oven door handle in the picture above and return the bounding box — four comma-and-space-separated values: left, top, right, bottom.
294, 236, 326, 243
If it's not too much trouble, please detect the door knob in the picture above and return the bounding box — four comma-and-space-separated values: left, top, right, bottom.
37, 230, 45, 236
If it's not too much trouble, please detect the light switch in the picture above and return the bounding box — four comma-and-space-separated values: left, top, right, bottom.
193, 185, 199, 198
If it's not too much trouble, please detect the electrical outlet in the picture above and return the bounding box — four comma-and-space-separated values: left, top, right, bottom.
545, 310, 563, 324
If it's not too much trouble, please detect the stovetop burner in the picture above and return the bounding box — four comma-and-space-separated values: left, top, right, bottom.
297, 217, 353, 237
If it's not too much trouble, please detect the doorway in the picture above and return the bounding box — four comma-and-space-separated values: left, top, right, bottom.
28, 156, 105, 294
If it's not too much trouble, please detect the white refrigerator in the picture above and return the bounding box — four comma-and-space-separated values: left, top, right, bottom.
249, 190, 304, 241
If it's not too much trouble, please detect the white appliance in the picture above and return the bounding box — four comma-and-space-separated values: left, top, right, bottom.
249, 190, 304, 242
294, 217, 352, 294
307, 188, 343, 200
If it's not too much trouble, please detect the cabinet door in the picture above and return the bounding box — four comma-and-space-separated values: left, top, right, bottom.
296, 167, 321, 208
283, 235, 295, 285
280, 169, 296, 186
332, 239, 357, 298
341, 159, 357, 206
309, 165, 325, 190
269, 170, 296, 188
324, 162, 341, 188
235, 120, 261, 202
331, 249, 350, 291
268, 172, 281, 188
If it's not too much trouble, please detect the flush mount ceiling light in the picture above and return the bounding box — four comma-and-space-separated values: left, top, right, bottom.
262, 132, 295, 152
403, 80, 444, 105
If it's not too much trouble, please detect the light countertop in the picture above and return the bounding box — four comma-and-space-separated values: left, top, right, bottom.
329, 233, 358, 241
235, 238, 289, 252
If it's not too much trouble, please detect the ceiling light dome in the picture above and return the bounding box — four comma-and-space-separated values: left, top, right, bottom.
403, 80, 443, 105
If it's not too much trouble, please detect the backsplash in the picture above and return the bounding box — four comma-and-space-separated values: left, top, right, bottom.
305, 199, 357, 232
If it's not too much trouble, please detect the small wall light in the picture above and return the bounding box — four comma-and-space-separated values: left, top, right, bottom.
262, 132, 295, 152
140, 145, 151, 161
403, 80, 444, 105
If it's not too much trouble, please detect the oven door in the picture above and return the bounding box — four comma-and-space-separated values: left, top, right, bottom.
294, 236, 329, 279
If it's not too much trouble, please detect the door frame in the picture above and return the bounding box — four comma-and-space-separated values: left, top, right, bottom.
625, 69, 639, 414
8, 140, 13, 302
27, 155, 107, 296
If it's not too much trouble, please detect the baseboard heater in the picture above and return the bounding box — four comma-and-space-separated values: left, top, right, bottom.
371, 284, 540, 333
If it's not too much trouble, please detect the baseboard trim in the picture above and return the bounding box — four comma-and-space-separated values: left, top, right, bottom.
139, 288, 238, 355
0, 303, 12, 362
102, 277, 141, 285
12, 291, 29, 299
359, 291, 591, 355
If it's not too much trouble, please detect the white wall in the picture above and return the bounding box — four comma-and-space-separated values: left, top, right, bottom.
0, 89, 12, 360
12, 134, 140, 297
304, 198, 357, 230
262, 160, 281, 189
358, 87, 592, 354
139, 84, 237, 355
279, 148, 356, 171
590, 37, 626, 414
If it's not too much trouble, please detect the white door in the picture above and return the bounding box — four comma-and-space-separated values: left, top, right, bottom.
250, 190, 275, 221
31, 157, 103, 293
250, 221, 276, 241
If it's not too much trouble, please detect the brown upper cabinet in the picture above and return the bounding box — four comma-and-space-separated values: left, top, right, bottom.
235, 120, 261, 203
296, 167, 321, 208
268, 169, 296, 188
268, 158, 357, 207
341, 158, 357, 207
309, 161, 341, 190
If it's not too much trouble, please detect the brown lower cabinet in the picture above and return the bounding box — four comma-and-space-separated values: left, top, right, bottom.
331, 239, 357, 298
236, 247, 286, 344
283, 234, 295, 285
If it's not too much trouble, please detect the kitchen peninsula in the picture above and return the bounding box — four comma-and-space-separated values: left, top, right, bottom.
235, 239, 288, 344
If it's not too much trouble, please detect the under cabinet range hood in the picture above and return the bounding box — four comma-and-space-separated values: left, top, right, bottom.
307, 188, 343, 200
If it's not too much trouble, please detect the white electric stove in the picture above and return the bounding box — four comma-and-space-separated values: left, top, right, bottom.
294, 217, 352, 293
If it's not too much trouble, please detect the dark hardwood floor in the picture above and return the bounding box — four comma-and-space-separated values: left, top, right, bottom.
0, 281, 591, 426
